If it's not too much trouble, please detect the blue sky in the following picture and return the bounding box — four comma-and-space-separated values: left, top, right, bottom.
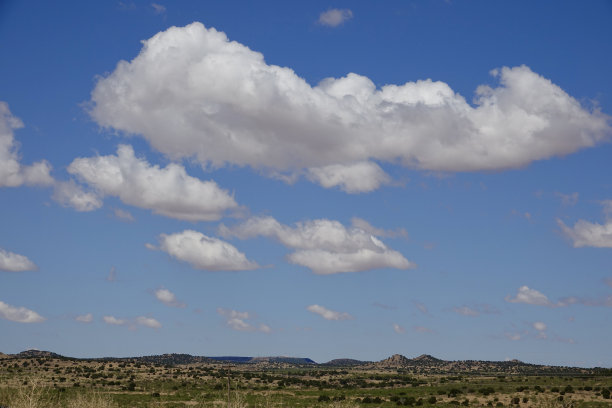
1, 0, 612, 367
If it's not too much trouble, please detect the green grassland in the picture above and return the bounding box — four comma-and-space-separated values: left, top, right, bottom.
0, 355, 610, 408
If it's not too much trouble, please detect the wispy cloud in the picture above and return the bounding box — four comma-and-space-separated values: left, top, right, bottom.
113, 208, 135, 222
555, 192, 579, 206
414, 326, 435, 334
453, 304, 499, 316
318, 8, 353, 27
151, 3, 165, 14
307, 304, 352, 321
106, 266, 117, 282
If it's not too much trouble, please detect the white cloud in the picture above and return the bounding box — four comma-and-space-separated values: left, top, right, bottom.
154, 287, 186, 308
605, 277, 612, 288
103, 315, 160, 329
533, 321, 547, 332
306, 162, 390, 193
219, 216, 414, 274
216, 308, 270, 332
505, 286, 554, 306
75, 313, 93, 323
318, 8, 353, 27
0, 300, 45, 323
0, 102, 53, 188
149, 230, 258, 271
557, 218, 612, 248
67, 145, 238, 221
103, 315, 127, 326
89, 23, 610, 193
135, 316, 162, 329
307, 304, 352, 321
393, 323, 405, 334
0, 248, 37, 272
52, 181, 102, 212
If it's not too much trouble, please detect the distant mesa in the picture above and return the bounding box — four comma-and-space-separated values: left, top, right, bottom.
14, 349, 65, 359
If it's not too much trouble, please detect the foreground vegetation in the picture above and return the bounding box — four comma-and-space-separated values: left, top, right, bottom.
0, 355, 610, 408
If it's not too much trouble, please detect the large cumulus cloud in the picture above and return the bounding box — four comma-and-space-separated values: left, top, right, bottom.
89, 23, 610, 192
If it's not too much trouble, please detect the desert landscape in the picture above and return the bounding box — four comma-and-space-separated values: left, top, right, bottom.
1, 350, 610, 408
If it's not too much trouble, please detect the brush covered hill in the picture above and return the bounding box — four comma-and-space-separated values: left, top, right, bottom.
323, 358, 368, 367
371, 354, 593, 375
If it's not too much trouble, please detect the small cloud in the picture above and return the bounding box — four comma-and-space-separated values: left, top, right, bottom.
393, 323, 405, 334
0, 300, 45, 323
604, 277, 612, 288
151, 3, 165, 14
113, 208, 135, 222
307, 304, 352, 321
318, 8, 353, 27
107, 266, 117, 282
150, 230, 259, 271
216, 308, 270, 332
103, 315, 161, 329
453, 306, 480, 316
103, 315, 127, 326
154, 287, 186, 308
532, 321, 547, 331
453, 304, 499, 316
505, 286, 554, 307
135, 316, 162, 329
0, 248, 37, 272
75, 313, 93, 323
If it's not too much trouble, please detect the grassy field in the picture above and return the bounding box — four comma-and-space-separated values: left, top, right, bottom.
0, 356, 610, 408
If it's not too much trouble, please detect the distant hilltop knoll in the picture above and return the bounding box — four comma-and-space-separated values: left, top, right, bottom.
1, 350, 608, 374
